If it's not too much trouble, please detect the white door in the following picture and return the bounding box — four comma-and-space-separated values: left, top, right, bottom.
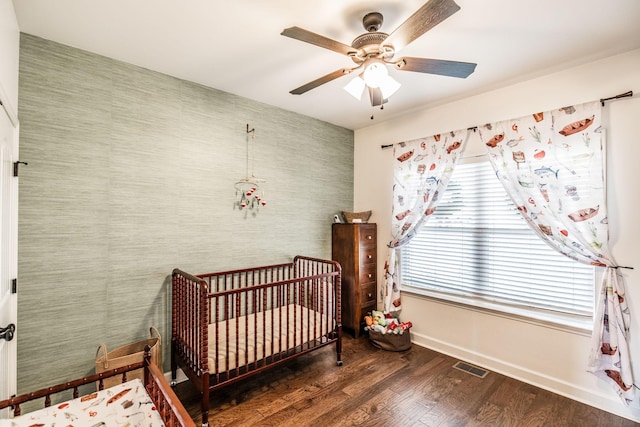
0, 97, 18, 417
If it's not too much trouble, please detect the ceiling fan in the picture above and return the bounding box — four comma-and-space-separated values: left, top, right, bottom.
281, 0, 476, 107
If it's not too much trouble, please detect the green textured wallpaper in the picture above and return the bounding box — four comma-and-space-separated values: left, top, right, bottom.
16, 33, 353, 392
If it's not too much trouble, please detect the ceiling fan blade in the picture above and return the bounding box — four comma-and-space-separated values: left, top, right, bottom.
290, 67, 358, 95
395, 57, 476, 78
368, 87, 388, 107
281, 26, 357, 56
383, 0, 461, 53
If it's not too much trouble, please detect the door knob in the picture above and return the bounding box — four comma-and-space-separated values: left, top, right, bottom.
0, 324, 15, 342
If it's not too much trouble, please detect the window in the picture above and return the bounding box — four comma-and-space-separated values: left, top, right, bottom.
400, 158, 594, 322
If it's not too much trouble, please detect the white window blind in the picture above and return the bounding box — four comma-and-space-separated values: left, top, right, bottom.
400, 159, 594, 318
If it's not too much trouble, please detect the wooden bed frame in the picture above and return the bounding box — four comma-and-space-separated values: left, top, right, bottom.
0, 346, 195, 427
171, 255, 342, 426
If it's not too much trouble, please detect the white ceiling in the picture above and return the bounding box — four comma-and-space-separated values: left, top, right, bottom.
12, 0, 640, 130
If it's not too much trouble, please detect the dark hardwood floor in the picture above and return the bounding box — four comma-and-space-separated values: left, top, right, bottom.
173, 334, 638, 427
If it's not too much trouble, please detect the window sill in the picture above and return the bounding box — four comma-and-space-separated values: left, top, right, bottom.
401, 284, 593, 337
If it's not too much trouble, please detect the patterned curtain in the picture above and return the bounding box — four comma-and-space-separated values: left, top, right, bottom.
383, 129, 469, 312
478, 101, 634, 404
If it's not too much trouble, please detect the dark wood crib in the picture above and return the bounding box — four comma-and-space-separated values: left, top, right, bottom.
171, 255, 342, 426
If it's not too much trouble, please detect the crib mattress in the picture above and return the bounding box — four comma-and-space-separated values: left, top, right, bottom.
208, 303, 334, 373
1, 379, 165, 427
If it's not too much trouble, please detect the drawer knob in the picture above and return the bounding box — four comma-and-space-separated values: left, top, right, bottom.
368, 255, 372, 259
367, 235, 372, 240
368, 293, 373, 298
368, 273, 372, 278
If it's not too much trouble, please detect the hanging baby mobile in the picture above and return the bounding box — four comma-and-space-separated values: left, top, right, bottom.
235, 124, 267, 210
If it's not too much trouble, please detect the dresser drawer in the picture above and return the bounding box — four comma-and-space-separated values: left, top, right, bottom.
359, 228, 377, 245
360, 244, 376, 265
360, 282, 377, 306
359, 262, 376, 284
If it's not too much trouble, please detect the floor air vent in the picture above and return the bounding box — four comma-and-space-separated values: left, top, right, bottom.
452, 361, 489, 378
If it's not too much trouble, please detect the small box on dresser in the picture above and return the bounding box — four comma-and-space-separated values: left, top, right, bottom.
331, 223, 377, 337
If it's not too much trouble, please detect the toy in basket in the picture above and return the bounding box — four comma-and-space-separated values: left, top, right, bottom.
364, 310, 412, 352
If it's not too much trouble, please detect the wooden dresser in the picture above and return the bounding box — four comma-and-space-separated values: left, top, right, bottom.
331, 223, 377, 337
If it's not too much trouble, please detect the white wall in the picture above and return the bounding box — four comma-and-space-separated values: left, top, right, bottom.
0, 0, 19, 117
354, 48, 640, 421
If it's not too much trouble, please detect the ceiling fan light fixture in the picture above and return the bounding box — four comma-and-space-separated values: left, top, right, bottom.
362, 60, 388, 88
345, 61, 401, 102
344, 74, 365, 100
379, 74, 401, 99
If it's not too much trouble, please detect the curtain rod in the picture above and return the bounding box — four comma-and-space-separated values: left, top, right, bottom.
381, 90, 634, 150
380, 126, 477, 150
600, 90, 633, 106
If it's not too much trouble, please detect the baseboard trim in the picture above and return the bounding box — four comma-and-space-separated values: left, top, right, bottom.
409, 330, 640, 423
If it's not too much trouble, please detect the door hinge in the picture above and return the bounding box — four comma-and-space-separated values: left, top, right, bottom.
11, 278, 17, 294
13, 161, 28, 177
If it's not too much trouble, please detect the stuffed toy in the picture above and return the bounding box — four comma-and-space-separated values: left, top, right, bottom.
365, 311, 412, 335
371, 310, 387, 326
364, 315, 373, 327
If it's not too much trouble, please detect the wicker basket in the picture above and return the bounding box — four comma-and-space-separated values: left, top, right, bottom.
341, 210, 372, 223
95, 327, 162, 389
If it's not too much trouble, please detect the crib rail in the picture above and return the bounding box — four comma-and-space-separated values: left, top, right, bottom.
0, 360, 145, 416
197, 261, 293, 294
172, 269, 209, 379
144, 354, 195, 427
